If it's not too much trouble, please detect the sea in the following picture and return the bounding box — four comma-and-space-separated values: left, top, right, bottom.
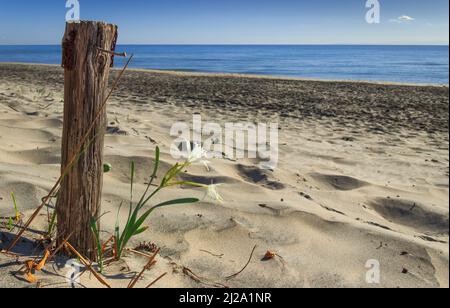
0, 45, 448, 84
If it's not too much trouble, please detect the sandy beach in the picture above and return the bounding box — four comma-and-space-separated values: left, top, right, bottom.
0, 62, 448, 288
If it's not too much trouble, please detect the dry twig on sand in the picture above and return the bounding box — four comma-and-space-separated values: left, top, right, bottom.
200, 249, 224, 258
127, 248, 160, 288
126, 248, 156, 259
225, 245, 257, 280
64, 240, 111, 288
145, 272, 168, 288
182, 267, 229, 288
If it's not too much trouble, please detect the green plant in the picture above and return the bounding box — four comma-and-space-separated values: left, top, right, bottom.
114, 146, 201, 259
90, 217, 104, 273
42, 191, 59, 237
103, 163, 112, 173
7, 193, 21, 231
11, 192, 20, 221
90, 145, 224, 263
47, 210, 57, 236
7, 217, 14, 231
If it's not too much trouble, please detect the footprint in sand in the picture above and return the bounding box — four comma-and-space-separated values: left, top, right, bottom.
310, 173, 369, 191
370, 197, 449, 235
236, 164, 285, 190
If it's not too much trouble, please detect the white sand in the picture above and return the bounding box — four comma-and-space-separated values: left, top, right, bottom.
0, 63, 448, 288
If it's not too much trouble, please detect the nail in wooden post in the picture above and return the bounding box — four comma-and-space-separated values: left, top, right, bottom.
57, 21, 118, 259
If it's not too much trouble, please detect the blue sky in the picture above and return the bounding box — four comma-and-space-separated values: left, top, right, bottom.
0, 0, 448, 45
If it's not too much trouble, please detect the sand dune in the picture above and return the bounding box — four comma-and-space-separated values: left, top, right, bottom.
0, 63, 448, 288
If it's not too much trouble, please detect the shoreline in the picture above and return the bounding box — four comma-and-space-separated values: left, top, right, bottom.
1, 62, 448, 136
1, 61, 448, 88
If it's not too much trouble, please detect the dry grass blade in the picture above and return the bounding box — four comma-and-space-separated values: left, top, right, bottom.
47, 232, 74, 262
145, 272, 167, 288
102, 236, 115, 253
225, 245, 257, 280
200, 249, 224, 258
6, 55, 134, 252
183, 267, 229, 288
127, 248, 160, 288
0, 249, 19, 258
125, 248, 155, 259
113, 235, 119, 260
64, 240, 111, 288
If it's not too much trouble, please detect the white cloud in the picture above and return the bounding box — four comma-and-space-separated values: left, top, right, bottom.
390, 15, 415, 23
398, 15, 415, 21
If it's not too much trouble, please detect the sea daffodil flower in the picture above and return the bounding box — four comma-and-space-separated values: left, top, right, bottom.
204, 183, 224, 204
184, 142, 211, 171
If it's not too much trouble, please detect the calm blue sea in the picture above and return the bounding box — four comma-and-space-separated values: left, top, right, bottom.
0, 45, 448, 84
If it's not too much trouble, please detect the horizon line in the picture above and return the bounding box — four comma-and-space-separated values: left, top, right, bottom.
0, 43, 449, 46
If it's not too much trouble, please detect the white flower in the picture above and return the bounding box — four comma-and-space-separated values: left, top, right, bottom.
204, 183, 224, 204
185, 142, 211, 171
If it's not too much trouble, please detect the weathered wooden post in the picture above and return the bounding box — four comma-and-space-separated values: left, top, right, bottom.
57, 21, 118, 259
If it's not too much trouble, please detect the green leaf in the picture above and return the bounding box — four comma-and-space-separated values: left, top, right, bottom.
137, 147, 161, 208
131, 198, 199, 236
152, 147, 160, 179
114, 147, 200, 259
90, 217, 103, 273
47, 210, 57, 235
115, 202, 123, 255
11, 192, 19, 219
154, 198, 200, 208
133, 226, 149, 236
122, 198, 199, 255
8, 217, 13, 231
103, 163, 112, 173
166, 181, 205, 188
120, 161, 136, 251
130, 161, 135, 204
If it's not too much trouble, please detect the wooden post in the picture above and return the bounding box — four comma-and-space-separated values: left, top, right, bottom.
57, 21, 118, 259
